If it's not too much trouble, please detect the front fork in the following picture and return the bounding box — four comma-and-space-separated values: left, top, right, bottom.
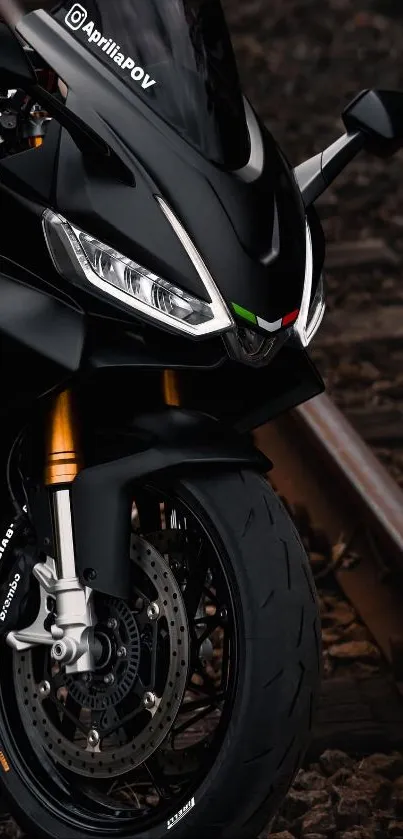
7, 389, 95, 673
7, 373, 182, 673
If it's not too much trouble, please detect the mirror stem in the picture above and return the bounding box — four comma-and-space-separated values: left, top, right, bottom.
294, 130, 365, 206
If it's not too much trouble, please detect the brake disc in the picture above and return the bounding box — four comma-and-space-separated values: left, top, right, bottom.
14, 535, 189, 778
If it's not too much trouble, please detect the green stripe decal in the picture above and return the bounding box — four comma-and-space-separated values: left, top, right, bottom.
232, 303, 257, 324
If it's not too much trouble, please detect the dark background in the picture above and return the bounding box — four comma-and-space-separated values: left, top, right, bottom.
1, 3, 403, 836
225, 0, 403, 482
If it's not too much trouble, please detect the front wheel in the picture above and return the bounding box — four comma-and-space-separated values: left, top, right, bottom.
0, 470, 321, 839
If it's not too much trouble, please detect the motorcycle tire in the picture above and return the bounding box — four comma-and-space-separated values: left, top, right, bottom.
0, 469, 321, 839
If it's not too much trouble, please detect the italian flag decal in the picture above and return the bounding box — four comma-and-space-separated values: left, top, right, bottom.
232, 303, 299, 332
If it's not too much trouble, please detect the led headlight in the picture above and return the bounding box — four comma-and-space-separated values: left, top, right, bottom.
43, 207, 233, 339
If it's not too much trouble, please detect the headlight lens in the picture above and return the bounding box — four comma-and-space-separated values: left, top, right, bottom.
42, 210, 233, 339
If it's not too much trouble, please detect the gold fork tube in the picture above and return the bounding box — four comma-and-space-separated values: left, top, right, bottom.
162, 370, 181, 407
44, 389, 82, 486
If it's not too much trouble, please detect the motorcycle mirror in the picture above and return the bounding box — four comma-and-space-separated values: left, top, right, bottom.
0, 23, 36, 88
295, 88, 403, 206
343, 89, 403, 155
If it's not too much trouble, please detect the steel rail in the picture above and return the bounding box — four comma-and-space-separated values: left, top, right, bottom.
255, 393, 403, 680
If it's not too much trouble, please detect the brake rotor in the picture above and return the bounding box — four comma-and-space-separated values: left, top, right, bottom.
14, 535, 189, 778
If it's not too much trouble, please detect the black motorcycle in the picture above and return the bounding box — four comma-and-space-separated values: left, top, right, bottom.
0, 2, 401, 837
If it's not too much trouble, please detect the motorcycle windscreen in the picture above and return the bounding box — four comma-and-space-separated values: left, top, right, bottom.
51, 0, 251, 169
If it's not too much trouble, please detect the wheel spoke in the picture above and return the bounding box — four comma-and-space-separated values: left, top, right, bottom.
60, 692, 81, 740
203, 586, 220, 607
193, 614, 220, 628
195, 618, 221, 650
131, 590, 151, 631
99, 678, 145, 738
49, 690, 88, 737
183, 540, 209, 618
181, 692, 225, 714
144, 759, 171, 800
173, 702, 222, 738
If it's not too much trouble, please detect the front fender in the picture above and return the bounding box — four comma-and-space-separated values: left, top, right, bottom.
71, 410, 271, 598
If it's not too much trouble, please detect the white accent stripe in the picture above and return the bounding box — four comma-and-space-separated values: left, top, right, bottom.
294, 221, 314, 347
235, 99, 265, 184
257, 316, 282, 333
156, 197, 234, 337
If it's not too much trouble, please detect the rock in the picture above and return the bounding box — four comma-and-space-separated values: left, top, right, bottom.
389, 822, 403, 838
267, 833, 296, 839
322, 629, 342, 645
373, 810, 395, 838
301, 806, 336, 835
353, 662, 380, 677
342, 623, 371, 642
359, 753, 403, 781
328, 641, 381, 662
270, 816, 291, 835
293, 770, 327, 791
356, 771, 393, 809
281, 791, 311, 821
303, 836, 329, 839
340, 831, 374, 839
345, 773, 392, 808
335, 791, 371, 829
319, 750, 354, 777
359, 360, 382, 382
322, 595, 341, 610
323, 651, 335, 677
328, 601, 357, 627
282, 789, 330, 821
0, 821, 23, 839
310, 763, 324, 775
329, 767, 353, 788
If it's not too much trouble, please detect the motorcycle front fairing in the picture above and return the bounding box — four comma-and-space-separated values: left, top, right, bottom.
0, 1, 324, 605
11, 1, 309, 335
52, 0, 252, 171
0, 0, 325, 513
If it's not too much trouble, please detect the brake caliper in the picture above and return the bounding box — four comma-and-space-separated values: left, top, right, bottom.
0, 512, 39, 636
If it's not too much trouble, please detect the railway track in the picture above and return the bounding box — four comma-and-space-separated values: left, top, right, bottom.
257, 394, 403, 838
257, 392, 403, 680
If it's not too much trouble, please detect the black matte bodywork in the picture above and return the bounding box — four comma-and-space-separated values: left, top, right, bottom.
52, 0, 251, 170
0, 268, 85, 371
72, 410, 271, 598
5, 6, 308, 326
0, 2, 326, 600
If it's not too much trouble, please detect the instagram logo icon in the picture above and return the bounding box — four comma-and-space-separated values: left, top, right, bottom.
65, 3, 88, 30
